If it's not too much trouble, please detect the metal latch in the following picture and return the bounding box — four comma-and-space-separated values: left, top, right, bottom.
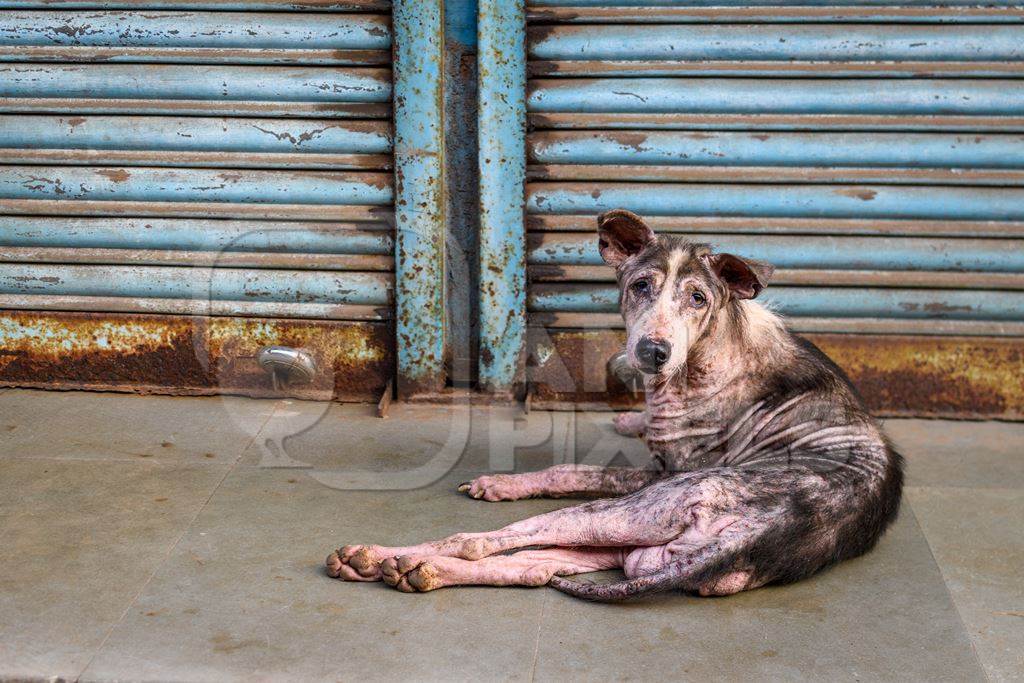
257, 346, 317, 391
607, 350, 643, 395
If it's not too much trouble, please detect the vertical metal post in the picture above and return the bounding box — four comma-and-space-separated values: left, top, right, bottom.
393, 0, 447, 396
477, 0, 526, 394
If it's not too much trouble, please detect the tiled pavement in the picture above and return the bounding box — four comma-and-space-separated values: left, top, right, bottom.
1, 389, 1021, 682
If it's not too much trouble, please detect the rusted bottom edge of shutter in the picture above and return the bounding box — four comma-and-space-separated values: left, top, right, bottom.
0, 309, 393, 402
526, 326, 1024, 420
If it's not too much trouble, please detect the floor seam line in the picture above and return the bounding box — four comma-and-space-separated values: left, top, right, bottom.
905, 495, 991, 682
529, 591, 548, 683
72, 405, 278, 682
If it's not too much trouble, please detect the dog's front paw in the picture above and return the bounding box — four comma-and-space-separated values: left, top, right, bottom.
457, 474, 532, 502
381, 555, 443, 592
613, 411, 646, 437
326, 544, 387, 581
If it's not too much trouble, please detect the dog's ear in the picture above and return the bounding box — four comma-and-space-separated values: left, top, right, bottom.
597, 210, 656, 267
710, 253, 774, 300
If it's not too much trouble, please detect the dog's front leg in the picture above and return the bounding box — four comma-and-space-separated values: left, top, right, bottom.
458, 463, 664, 501
380, 547, 624, 592
328, 479, 689, 582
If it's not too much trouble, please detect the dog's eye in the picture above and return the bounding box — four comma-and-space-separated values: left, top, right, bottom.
630, 279, 651, 296
691, 291, 707, 308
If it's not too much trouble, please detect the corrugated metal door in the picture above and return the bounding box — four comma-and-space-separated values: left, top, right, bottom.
0, 1, 395, 400
524, 1, 1024, 418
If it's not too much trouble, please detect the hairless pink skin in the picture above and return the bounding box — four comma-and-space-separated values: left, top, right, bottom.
327, 472, 756, 596
326, 210, 902, 602
613, 411, 646, 437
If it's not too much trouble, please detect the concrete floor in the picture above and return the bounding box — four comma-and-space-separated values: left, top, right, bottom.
0, 389, 1021, 682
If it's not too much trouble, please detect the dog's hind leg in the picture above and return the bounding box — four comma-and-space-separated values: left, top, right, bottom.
380, 547, 625, 592
458, 464, 664, 501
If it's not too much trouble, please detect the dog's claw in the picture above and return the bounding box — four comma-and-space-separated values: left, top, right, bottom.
457, 482, 470, 493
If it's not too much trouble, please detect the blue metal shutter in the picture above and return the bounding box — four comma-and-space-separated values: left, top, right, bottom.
0, 2, 395, 400
524, 2, 1024, 417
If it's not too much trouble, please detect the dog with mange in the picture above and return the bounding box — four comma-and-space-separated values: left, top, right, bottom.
326, 209, 903, 601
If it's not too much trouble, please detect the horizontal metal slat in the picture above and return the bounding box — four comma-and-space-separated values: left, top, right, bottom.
529, 61, 1024, 78
0, 115, 391, 153
0, 199, 392, 220
528, 215, 1024, 238
528, 312, 1024, 337
0, 46, 390, 66
526, 182, 1024, 220
528, 24, 1024, 62
526, 6, 1024, 23
0, 263, 393, 305
527, 232, 1024, 273
0, 1, 390, 9
0, 64, 390, 103
0, 115, 392, 169
528, 164, 1024, 185
0, 98, 389, 118
528, 0, 1024, 6
528, 79, 1024, 116
1, 149, 392, 170
0, 294, 389, 319
0, 247, 393, 270
528, 266, 1024, 290
0, 217, 393, 254
528, 283, 1024, 321
528, 113, 1024, 133
528, 131, 1024, 169
0, 166, 392, 205
0, 11, 390, 49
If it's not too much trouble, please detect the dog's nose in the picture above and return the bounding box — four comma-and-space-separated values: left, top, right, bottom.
636, 337, 671, 373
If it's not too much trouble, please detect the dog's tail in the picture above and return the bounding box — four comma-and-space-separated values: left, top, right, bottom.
548, 540, 749, 602
547, 569, 684, 602
548, 548, 743, 602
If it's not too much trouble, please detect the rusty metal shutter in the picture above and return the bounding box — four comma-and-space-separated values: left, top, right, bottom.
0, 2, 395, 400
524, 2, 1024, 418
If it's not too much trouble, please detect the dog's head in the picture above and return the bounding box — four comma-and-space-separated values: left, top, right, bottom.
598, 209, 774, 377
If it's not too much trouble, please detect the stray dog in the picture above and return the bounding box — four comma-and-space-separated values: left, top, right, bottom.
326, 210, 903, 601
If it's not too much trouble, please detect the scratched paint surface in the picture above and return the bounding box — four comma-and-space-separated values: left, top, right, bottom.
519, 4, 1024, 417
0, 11, 391, 49
526, 327, 1024, 419
392, 0, 446, 396
0, 4, 397, 398
0, 311, 393, 401
477, 0, 526, 393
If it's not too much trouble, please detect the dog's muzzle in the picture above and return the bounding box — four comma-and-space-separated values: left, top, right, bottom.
636, 336, 671, 374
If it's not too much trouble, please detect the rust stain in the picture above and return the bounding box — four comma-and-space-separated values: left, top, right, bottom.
527, 327, 638, 410
527, 328, 1024, 419
605, 131, 651, 153
923, 302, 973, 315
810, 333, 1022, 419
0, 311, 393, 402
97, 168, 130, 183
835, 188, 878, 201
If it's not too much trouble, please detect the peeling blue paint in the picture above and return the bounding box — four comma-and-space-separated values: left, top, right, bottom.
393, 0, 447, 394
477, 0, 525, 392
